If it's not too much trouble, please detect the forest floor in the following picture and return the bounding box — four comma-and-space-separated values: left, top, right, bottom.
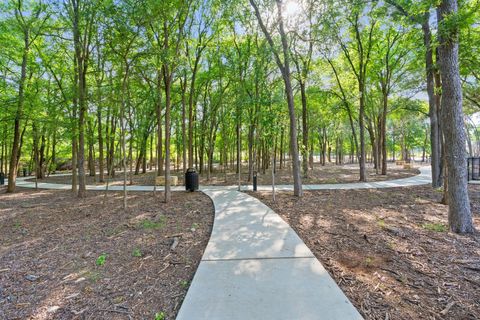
0, 188, 214, 320
29, 162, 419, 187
249, 185, 480, 320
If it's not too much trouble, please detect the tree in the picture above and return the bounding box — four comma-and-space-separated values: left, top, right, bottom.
249, 0, 302, 196
437, 0, 474, 233
334, 0, 377, 181
6, 0, 48, 193
68, 0, 97, 198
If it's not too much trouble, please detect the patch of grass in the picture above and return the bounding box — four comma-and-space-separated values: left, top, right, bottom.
132, 248, 142, 257
324, 178, 338, 184
96, 253, 107, 266
422, 222, 447, 232
84, 270, 101, 282
154, 311, 166, 320
387, 241, 397, 250
13, 221, 22, 229
179, 279, 189, 289
106, 227, 123, 237
434, 187, 444, 193
364, 257, 373, 267
377, 219, 386, 229
139, 216, 166, 230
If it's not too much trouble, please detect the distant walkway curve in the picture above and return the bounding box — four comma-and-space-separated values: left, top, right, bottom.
13, 167, 432, 319
15, 166, 432, 192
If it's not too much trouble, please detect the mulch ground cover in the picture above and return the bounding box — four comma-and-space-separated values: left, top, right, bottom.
29, 163, 419, 187
0, 187, 213, 320
250, 185, 480, 320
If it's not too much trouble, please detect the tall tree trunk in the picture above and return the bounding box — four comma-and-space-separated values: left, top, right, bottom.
163, 64, 172, 203
97, 97, 104, 182
359, 84, 367, 181
381, 92, 388, 175
250, 0, 302, 196
437, 0, 474, 233
181, 73, 187, 172
279, 127, 284, 170
300, 80, 309, 178
156, 71, 163, 176
423, 16, 442, 188
7, 29, 29, 193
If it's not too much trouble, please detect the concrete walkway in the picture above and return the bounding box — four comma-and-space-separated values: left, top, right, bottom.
14, 166, 432, 192
176, 189, 362, 320
12, 167, 433, 319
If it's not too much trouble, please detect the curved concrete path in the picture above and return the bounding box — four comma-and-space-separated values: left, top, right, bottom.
12, 167, 432, 319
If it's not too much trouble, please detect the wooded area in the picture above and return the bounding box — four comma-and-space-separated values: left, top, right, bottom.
0, 0, 478, 232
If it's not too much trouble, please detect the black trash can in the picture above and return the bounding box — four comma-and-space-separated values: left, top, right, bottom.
185, 168, 199, 192
0, 172, 4, 185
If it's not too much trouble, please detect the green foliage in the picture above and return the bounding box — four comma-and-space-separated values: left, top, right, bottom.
377, 219, 386, 229
422, 223, 447, 232
154, 312, 166, 320
96, 253, 107, 266
139, 216, 166, 230
132, 248, 142, 257
179, 279, 189, 289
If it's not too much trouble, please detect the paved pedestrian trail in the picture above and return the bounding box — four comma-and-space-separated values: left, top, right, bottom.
13, 167, 432, 319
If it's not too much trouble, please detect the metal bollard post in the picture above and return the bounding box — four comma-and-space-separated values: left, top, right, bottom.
253, 171, 257, 191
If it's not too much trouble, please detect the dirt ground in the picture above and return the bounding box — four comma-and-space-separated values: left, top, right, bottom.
250, 185, 480, 320
0, 187, 214, 320
29, 162, 419, 187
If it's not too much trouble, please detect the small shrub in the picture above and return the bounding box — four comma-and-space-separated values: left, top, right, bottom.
96, 253, 107, 266
132, 248, 142, 257
154, 311, 166, 320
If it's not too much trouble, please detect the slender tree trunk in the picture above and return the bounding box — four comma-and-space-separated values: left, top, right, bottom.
359, 84, 367, 181
181, 74, 187, 172
156, 71, 163, 176
437, 0, 474, 233
422, 16, 442, 188
163, 65, 172, 203
300, 81, 309, 178
279, 127, 284, 170
7, 29, 29, 193
381, 92, 388, 175
97, 100, 104, 183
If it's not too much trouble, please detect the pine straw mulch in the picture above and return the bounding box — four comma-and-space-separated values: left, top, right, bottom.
28, 163, 419, 187
249, 185, 480, 320
0, 188, 213, 320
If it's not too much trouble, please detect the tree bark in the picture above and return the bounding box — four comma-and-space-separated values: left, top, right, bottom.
422, 16, 442, 188
437, 0, 474, 233
249, 0, 302, 196
7, 28, 29, 193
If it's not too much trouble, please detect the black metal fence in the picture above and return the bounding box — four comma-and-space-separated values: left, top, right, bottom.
468, 157, 480, 181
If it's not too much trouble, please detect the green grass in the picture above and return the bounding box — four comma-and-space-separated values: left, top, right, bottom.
13, 221, 22, 229
179, 279, 189, 289
422, 222, 447, 232
154, 311, 166, 320
377, 219, 386, 228
139, 216, 166, 230
83, 270, 101, 282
